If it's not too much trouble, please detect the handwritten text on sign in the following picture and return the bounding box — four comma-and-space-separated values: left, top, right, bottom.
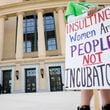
65, 7, 110, 89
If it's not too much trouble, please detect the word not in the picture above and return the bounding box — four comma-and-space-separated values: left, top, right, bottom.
83, 52, 102, 65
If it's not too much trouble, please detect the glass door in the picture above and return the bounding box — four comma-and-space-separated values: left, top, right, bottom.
49, 66, 63, 91
25, 68, 36, 93
2, 70, 12, 94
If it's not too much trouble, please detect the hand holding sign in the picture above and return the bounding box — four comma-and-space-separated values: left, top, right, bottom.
65, 0, 110, 109
65, 7, 110, 89
88, 7, 97, 16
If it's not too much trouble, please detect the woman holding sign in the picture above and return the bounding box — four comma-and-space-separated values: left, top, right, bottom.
65, 0, 110, 110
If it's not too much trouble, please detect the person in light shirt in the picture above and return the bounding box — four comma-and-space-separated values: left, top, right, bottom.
65, 0, 110, 110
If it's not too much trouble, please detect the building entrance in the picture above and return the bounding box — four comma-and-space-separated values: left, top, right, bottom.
2, 70, 12, 94
49, 66, 63, 91
25, 68, 36, 93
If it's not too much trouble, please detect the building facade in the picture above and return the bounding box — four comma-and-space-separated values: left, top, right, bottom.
0, 0, 110, 94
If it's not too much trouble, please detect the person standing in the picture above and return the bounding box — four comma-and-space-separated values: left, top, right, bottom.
65, 0, 110, 110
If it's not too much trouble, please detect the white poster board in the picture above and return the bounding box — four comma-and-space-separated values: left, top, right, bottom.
65, 7, 110, 89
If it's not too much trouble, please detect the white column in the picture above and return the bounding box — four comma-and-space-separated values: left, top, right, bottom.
16, 12, 23, 59
37, 10, 46, 57
0, 16, 5, 61
57, 8, 66, 56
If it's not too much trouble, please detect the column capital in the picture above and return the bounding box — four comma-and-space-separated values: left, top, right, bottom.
36, 9, 44, 14
0, 15, 7, 20
16, 12, 24, 16
56, 7, 65, 12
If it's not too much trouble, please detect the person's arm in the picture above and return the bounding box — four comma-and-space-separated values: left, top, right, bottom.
88, 7, 97, 16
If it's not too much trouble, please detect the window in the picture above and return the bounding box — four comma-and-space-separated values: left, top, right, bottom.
44, 13, 57, 50
23, 14, 38, 52
49, 66, 61, 75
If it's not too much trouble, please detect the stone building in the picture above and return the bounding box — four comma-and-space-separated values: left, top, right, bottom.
0, 0, 109, 94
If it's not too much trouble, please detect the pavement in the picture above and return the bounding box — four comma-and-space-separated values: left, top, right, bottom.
0, 91, 95, 110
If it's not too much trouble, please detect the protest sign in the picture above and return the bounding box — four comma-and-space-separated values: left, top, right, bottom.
65, 7, 110, 89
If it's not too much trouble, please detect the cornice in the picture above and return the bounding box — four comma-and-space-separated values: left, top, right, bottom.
0, 0, 109, 17
0, 0, 68, 17
0, 0, 68, 10
0, 55, 65, 66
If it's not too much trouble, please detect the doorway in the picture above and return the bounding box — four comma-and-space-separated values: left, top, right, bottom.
49, 66, 63, 91
2, 70, 12, 94
25, 68, 36, 93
